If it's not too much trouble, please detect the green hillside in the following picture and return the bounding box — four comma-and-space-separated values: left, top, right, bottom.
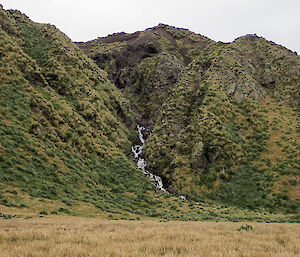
0, 5, 299, 221
0, 6, 163, 218
79, 24, 300, 215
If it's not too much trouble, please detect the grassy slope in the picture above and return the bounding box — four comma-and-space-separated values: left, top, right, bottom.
0, 7, 298, 221
80, 26, 299, 215
2, 8, 286, 222
145, 35, 300, 213
0, 7, 163, 217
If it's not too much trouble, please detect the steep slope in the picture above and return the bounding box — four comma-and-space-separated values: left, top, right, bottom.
145, 36, 299, 211
3, 6, 288, 222
0, 6, 163, 216
78, 24, 213, 128
0, 4, 298, 220
79, 26, 300, 214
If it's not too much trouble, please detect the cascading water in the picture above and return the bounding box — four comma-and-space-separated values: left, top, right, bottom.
131, 125, 166, 192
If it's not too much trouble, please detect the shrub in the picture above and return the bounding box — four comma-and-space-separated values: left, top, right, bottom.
288, 178, 297, 186
237, 224, 254, 231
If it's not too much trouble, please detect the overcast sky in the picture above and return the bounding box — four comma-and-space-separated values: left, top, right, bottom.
1, 0, 300, 53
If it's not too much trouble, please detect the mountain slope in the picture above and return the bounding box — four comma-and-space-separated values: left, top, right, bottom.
0, 4, 298, 220
0, 6, 163, 216
79, 25, 300, 214
77, 24, 212, 127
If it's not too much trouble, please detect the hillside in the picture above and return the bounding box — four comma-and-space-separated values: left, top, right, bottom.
78, 24, 300, 214
0, 6, 168, 218
0, 5, 299, 221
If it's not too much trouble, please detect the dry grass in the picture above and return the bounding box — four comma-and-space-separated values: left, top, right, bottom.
0, 217, 299, 257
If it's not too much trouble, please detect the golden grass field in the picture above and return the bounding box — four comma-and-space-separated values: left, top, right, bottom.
0, 217, 299, 257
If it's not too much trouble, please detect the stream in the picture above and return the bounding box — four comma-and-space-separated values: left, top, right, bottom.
131, 125, 166, 192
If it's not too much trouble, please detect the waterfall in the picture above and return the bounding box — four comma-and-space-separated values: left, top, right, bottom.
131, 125, 166, 192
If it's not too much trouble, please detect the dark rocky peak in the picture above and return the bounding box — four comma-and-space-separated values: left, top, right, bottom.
96, 31, 140, 44
91, 32, 163, 89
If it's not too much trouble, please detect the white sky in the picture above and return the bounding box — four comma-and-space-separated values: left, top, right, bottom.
1, 0, 300, 53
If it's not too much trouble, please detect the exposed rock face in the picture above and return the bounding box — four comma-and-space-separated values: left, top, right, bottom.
93, 33, 162, 89
192, 141, 205, 172
261, 68, 276, 88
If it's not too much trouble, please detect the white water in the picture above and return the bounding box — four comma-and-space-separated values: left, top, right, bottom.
131, 125, 166, 192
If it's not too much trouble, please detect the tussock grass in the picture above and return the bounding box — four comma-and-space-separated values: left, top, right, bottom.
0, 217, 299, 257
